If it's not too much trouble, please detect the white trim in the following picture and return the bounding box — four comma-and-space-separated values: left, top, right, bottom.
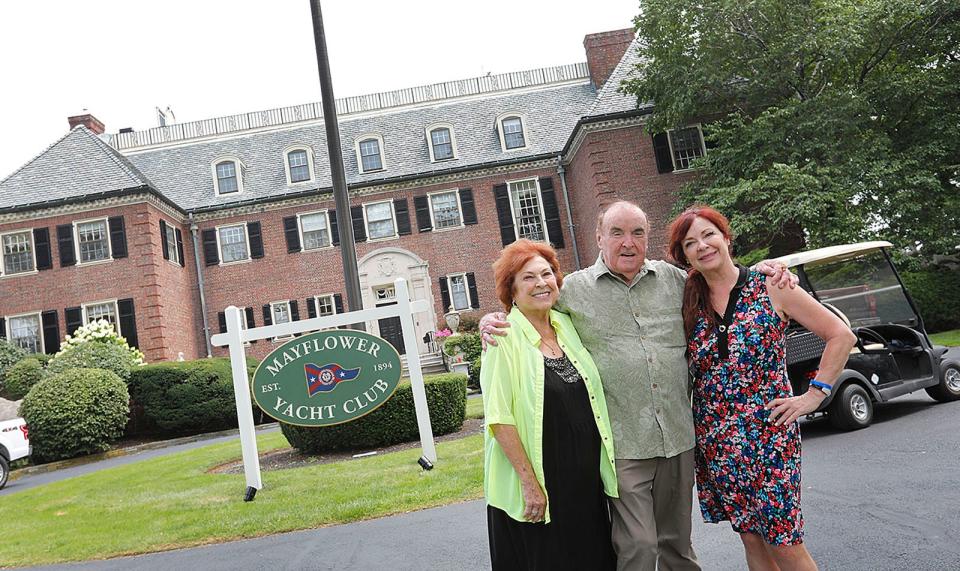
81, 299, 120, 334
496, 112, 529, 152
269, 299, 294, 341
163, 221, 181, 266
505, 177, 549, 243
426, 189, 464, 232
666, 124, 706, 173
313, 293, 338, 318
425, 122, 458, 162
283, 145, 316, 185
296, 209, 333, 251
4, 310, 44, 354
0, 227, 37, 277
214, 222, 252, 265
444, 273, 472, 311
72, 216, 113, 266
362, 199, 399, 242
355, 134, 386, 174
211, 156, 245, 196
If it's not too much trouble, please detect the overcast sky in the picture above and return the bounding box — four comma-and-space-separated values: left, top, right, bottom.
0, 0, 637, 179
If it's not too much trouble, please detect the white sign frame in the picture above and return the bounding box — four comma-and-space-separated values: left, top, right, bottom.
211, 277, 437, 500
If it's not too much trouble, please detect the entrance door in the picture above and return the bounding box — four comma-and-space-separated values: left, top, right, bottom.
378, 314, 406, 355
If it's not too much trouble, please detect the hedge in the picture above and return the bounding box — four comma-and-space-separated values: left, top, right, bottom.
2, 357, 44, 401
281, 372, 467, 453
47, 341, 139, 383
0, 339, 26, 389
900, 269, 960, 333
19, 368, 129, 463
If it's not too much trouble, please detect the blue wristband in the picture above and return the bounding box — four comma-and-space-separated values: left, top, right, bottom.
809, 380, 832, 391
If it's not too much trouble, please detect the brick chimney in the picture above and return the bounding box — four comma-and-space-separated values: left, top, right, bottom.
583, 29, 635, 90
67, 113, 105, 135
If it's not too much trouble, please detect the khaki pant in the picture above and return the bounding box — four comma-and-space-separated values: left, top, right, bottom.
609, 450, 700, 571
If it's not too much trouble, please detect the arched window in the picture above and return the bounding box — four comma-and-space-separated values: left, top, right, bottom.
212, 158, 244, 195
426, 123, 457, 162
497, 113, 528, 151
355, 135, 385, 173
284, 146, 315, 184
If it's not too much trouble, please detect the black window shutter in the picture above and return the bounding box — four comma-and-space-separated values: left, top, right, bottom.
283, 216, 301, 253
438, 277, 451, 312
414, 195, 432, 232
538, 176, 565, 249
334, 293, 344, 314
244, 307, 256, 329
65, 307, 82, 335
290, 300, 300, 321
351, 206, 367, 242
57, 224, 76, 267
218, 311, 227, 333
109, 216, 128, 259
175, 228, 185, 267
262, 305, 273, 326
0, 318, 5, 339
117, 298, 139, 348
652, 132, 674, 174
247, 221, 264, 259
33, 228, 52, 270
160, 219, 170, 260
493, 184, 516, 246
459, 188, 477, 225
202, 229, 219, 266
40, 310, 60, 354
466, 272, 481, 309
307, 298, 318, 319
394, 198, 412, 236
329, 209, 340, 246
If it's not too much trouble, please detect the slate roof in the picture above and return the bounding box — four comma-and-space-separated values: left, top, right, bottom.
0, 127, 157, 211
586, 37, 652, 118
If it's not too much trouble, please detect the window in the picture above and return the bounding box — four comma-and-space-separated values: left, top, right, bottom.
364, 201, 396, 240
357, 136, 384, 172
286, 148, 313, 184
508, 179, 547, 241
316, 294, 336, 317
217, 224, 250, 264
447, 274, 470, 311
215, 160, 240, 194
668, 125, 705, 171
271, 301, 292, 326
7, 313, 42, 353
498, 114, 527, 150
1, 230, 35, 275
83, 300, 119, 332
429, 191, 462, 230
75, 219, 111, 263
164, 223, 180, 265
299, 212, 331, 250
426, 124, 457, 161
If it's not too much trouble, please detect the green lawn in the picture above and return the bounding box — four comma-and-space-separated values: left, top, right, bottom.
0, 430, 484, 567
466, 395, 484, 419
930, 329, 960, 347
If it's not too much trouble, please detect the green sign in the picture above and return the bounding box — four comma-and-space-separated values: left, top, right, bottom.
251, 330, 403, 427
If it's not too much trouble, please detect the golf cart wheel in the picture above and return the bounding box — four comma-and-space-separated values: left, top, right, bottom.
0, 455, 8, 489
829, 383, 873, 431
925, 364, 960, 403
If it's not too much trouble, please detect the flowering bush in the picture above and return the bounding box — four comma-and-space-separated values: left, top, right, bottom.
58, 320, 145, 365
434, 328, 453, 339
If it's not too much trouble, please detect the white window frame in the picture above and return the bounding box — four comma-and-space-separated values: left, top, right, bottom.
427, 189, 464, 232
362, 199, 398, 242
73, 217, 112, 266
355, 134, 386, 174
270, 300, 294, 341
506, 177, 549, 243
284, 145, 316, 185
164, 222, 181, 266
314, 294, 338, 318
82, 299, 120, 334
425, 123, 458, 162
211, 157, 245, 196
298, 210, 333, 251
5, 311, 44, 354
445, 273, 472, 311
214, 223, 252, 265
0, 228, 38, 277
496, 112, 529, 152
666, 124, 707, 172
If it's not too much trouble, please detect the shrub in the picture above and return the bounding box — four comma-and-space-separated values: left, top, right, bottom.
468, 356, 481, 390
281, 373, 467, 453
0, 338, 27, 388
57, 319, 145, 365
27, 353, 52, 367
901, 269, 960, 333
443, 333, 482, 363
47, 341, 139, 383
19, 368, 129, 463
2, 357, 44, 401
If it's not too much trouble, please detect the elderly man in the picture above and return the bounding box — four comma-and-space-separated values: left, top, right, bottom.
482, 200, 792, 570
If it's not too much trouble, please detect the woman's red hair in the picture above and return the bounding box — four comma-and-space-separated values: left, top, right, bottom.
492, 239, 564, 311
666, 205, 734, 339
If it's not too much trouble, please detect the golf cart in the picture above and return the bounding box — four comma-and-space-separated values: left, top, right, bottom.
776, 241, 960, 430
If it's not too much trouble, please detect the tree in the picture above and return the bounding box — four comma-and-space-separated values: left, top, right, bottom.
621, 0, 960, 258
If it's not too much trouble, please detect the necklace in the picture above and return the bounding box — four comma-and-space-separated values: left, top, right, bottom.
539, 335, 563, 358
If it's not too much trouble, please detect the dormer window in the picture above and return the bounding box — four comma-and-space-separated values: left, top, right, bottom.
285, 146, 315, 184
356, 135, 385, 173
497, 114, 528, 151
212, 158, 243, 195
426, 124, 457, 162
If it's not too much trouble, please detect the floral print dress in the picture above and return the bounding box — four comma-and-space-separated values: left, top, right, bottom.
687, 267, 804, 545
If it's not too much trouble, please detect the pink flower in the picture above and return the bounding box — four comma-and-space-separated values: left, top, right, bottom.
434, 328, 453, 338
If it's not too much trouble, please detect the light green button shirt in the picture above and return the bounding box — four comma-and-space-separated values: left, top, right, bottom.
481, 307, 618, 523
557, 256, 695, 460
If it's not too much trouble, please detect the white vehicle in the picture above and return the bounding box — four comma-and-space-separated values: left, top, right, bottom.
0, 417, 30, 489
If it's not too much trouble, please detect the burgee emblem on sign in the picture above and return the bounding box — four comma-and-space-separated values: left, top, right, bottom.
252, 329, 403, 427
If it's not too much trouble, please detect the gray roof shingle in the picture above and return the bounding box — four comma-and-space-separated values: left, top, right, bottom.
586, 37, 651, 118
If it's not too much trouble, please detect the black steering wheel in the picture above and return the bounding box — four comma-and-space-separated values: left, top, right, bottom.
853, 327, 887, 352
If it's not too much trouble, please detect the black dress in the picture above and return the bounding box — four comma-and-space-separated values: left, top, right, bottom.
487, 354, 616, 570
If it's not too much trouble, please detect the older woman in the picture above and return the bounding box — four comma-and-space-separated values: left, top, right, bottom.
481, 239, 617, 570
667, 206, 855, 571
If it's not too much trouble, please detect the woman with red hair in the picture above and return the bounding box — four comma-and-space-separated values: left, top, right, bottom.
481, 239, 618, 570
668, 206, 855, 571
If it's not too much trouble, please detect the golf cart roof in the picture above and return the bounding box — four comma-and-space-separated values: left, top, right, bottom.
774, 241, 894, 269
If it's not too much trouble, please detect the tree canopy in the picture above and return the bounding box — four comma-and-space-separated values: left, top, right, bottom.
622, 0, 960, 259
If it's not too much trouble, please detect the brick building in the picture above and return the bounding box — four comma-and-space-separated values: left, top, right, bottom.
0, 30, 708, 363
